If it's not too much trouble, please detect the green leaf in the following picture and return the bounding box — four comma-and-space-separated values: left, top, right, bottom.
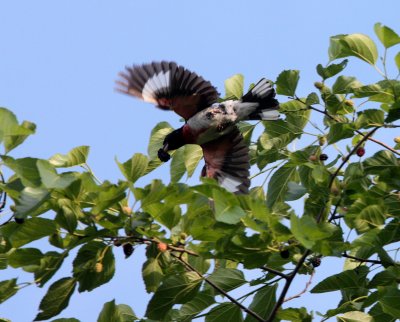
244, 284, 277, 321
142, 258, 164, 293
338, 311, 373, 322
1, 217, 56, 248
184, 144, 203, 178
0, 108, 36, 153
176, 291, 215, 321
316, 59, 348, 80
145, 272, 202, 320
276, 70, 300, 96
207, 268, 246, 292
355, 109, 385, 129
285, 181, 307, 201
8, 248, 43, 268
35, 277, 77, 321
97, 300, 137, 322
395, 52, 400, 71
206, 303, 243, 322
49, 146, 90, 167
305, 92, 319, 105
37, 160, 78, 189
91, 181, 127, 215
116, 153, 148, 183
225, 74, 244, 99
0, 278, 18, 304
51, 318, 80, 322
1, 156, 41, 187
170, 147, 186, 182
363, 150, 398, 174
327, 123, 354, 144
332, 76, 362, 94
14, 187, 50, 219
72, 242, 115, 292
213, 189, 246, 224
266, 164, 296, 209
379, 287, 400, 318
374, 23, 400, 48
35, 251, 67, 287
148, 122, 173, 160
311, 266, 368, 293
276, 307, 312, 322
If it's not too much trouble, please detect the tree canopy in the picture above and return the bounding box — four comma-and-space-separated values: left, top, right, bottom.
1, 23, 400, 322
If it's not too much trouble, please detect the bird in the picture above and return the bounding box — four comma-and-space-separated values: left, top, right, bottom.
116, 61, 280, 194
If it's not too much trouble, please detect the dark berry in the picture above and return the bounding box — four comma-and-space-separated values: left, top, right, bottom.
356, 147, 365, 157
15, 217, 24, 224
123, 243, 134, 258
310, 257, 321, 267
280, 249, 290, 259
319, 154, 328, 161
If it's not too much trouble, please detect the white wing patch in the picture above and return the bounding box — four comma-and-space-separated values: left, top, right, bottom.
218, 173, 242, 193
251, 79, 272, 98
142, 70, 171, 102
260, 109, 280, 120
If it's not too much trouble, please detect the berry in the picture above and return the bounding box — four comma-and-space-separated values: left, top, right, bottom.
344, 99, 354, 107
319, 154, 328, 161
113, 240, 122, 247
310, 257, 321, 267
15, 217, 24, 224
123, 243, 134, 258
309, 155, 318, 162
122, 206, 132, 215
356, 147, 365, 157
280, 249, 290, 259
314, 82, 324, 90
394, 137, 400, 144
157, 242, 168, 252
318, 136, 326, 146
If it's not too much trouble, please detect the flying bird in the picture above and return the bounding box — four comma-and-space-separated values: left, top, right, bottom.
116, 62, 279, 194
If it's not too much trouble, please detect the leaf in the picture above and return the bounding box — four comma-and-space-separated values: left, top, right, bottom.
1, 217, 56, 248
1, 156, 41, 187
49, 146, 90, 167
34, 277, 77, 321
332, 76, 362, 94
145, 272, 202, 320
207, 268, 246, 292
338, 311, 373, 322
97, 299, 137, 322
206, 303, 243, 322
305, 92, 319, 105
0, 278, 18, 304
244, 284, 277, 322
8, 248, 43, 268
276, 70, 300, 96
37, 160, 78, 189
311, 266, 369, 293
363, 150, 398, 173
374, 23, 400, 48
395, 52, 400, 71
276, 307, 312, 322
51, 318, 80, 322
316, 59, 348, 80
116, 153, 148, 183
326, 123, 354, 144
355, 109, 385, 129
170, 147, 186, 182
35, 251, 67, 287
91, 182, 127, 215
266, 164, 296, 209
225, 74, 244, 99
148, 122, 173, 160
285, 181, 307, 201
184, 144, 203, 178
72, 242, 115, 292
142, 258, 164, 293
176, 291, 215, 321
213, 189, 246, 224
14, 187, 50, 219
379, 286, 400, 318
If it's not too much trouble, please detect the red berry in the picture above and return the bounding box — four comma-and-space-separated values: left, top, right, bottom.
157, 242, 168, 252
356, 147, 365, 157
309, 155, 317, 162
319, 154, 328, 161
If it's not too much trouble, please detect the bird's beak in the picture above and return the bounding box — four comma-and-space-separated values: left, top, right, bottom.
157, 143, 171, 162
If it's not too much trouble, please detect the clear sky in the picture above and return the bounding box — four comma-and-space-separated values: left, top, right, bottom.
1, 1, 399, 321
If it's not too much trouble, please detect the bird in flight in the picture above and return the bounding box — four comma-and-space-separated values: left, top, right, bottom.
116, 62, 279, 194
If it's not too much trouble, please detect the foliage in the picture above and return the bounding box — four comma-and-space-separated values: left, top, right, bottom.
1, 23, 400, 321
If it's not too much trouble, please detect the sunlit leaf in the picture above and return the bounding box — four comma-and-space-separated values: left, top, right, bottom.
213, 189, 246, 224
225, 74, 244, 99
184, 144, 203, 178
206, 303, 243, 322
266, 164, 296, 208
8, 248, 43, 268
276, 70, 300, 96
332, 76, 362, 94
97, 299, 137, 322
148, 122, 173, 160
374, 23, 400, 48
170, 147, 186, 182
0, 278, 18, 304
49, 146, 90, 167
316, 59, 348, 80
116, 153, 148, 183
338, 311, 373, 322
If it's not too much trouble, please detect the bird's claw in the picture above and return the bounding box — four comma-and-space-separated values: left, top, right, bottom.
158, 148, 171, 162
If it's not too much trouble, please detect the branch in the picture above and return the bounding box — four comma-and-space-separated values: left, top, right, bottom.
355, 130, 400, 156
284, 270, 315, 302
342, 253, 382, 265
261, 265, 290, 279
171, 253, 266, 322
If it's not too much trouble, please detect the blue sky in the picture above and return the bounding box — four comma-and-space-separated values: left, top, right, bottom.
1, 1, 399, 321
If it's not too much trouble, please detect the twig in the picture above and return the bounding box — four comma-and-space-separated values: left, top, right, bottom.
171, 253, 266, 322
284, 270, 315, 302
342, 253, 382, 265
261, 265, 290, 279
355, 130, 400, 156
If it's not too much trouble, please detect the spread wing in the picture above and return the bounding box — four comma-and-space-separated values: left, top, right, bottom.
116, 61, 219, 120
201, 127, 250, 194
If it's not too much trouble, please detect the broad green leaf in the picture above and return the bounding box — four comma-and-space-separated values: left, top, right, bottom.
14, 187, 50, 219
368, 266, 400, 288
0, 108, 36, 153
285, 181, 307, 201
176, 291, 215, 321
116, 153, 148, 183
184, 144, 203, 178
327, 123, 354, 144
266, 164, 296, 209
374, 23, 400, 48
91, 181, 127, 215
379, 287, 400, 318
311, 266, 368, 293
0, 278, 18, 304
207, 268, 246, 292
148, 122, 173, 160
143, 202, 181, 229
35, 277, 76, 321
206, 303, 243, 322
332, 76, 362, 94
358, 204, 386, 228
97, 299, 137, 322
237, 121, 255, 144
35, 251, 67, 287
49, 146, 90, 167
316, 59, 348, 80
305, 92, 319, 105
225, 74, 244, 99
276, 307, 312, 322
170, 147, 186, 182
1, 156, 41, 187
51, 318, 80, 322
368, 303, 396, 322
142, 258, 164, 293
276, 70, 300, 96
338, 311, 373, 322
363, 150, 398, 173
213, 189, 246, 224
37, 160, 78, 189
395, 52, 400, 71
72, 242, 115, 292
145, 272, 202, 320
355, 109, 385, 128
8, 247, 43, 268
244, 284, 277, 322
1, 217, 56, 248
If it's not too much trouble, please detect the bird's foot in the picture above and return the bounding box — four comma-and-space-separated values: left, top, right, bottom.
158, 148, 171, 162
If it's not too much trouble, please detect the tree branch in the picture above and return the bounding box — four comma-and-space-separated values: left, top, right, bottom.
261, 265, 290, 279
284, 270, 315, 302
342, 253, 382, 265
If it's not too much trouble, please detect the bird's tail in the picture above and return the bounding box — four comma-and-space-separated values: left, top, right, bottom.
239, 78, 280, 121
